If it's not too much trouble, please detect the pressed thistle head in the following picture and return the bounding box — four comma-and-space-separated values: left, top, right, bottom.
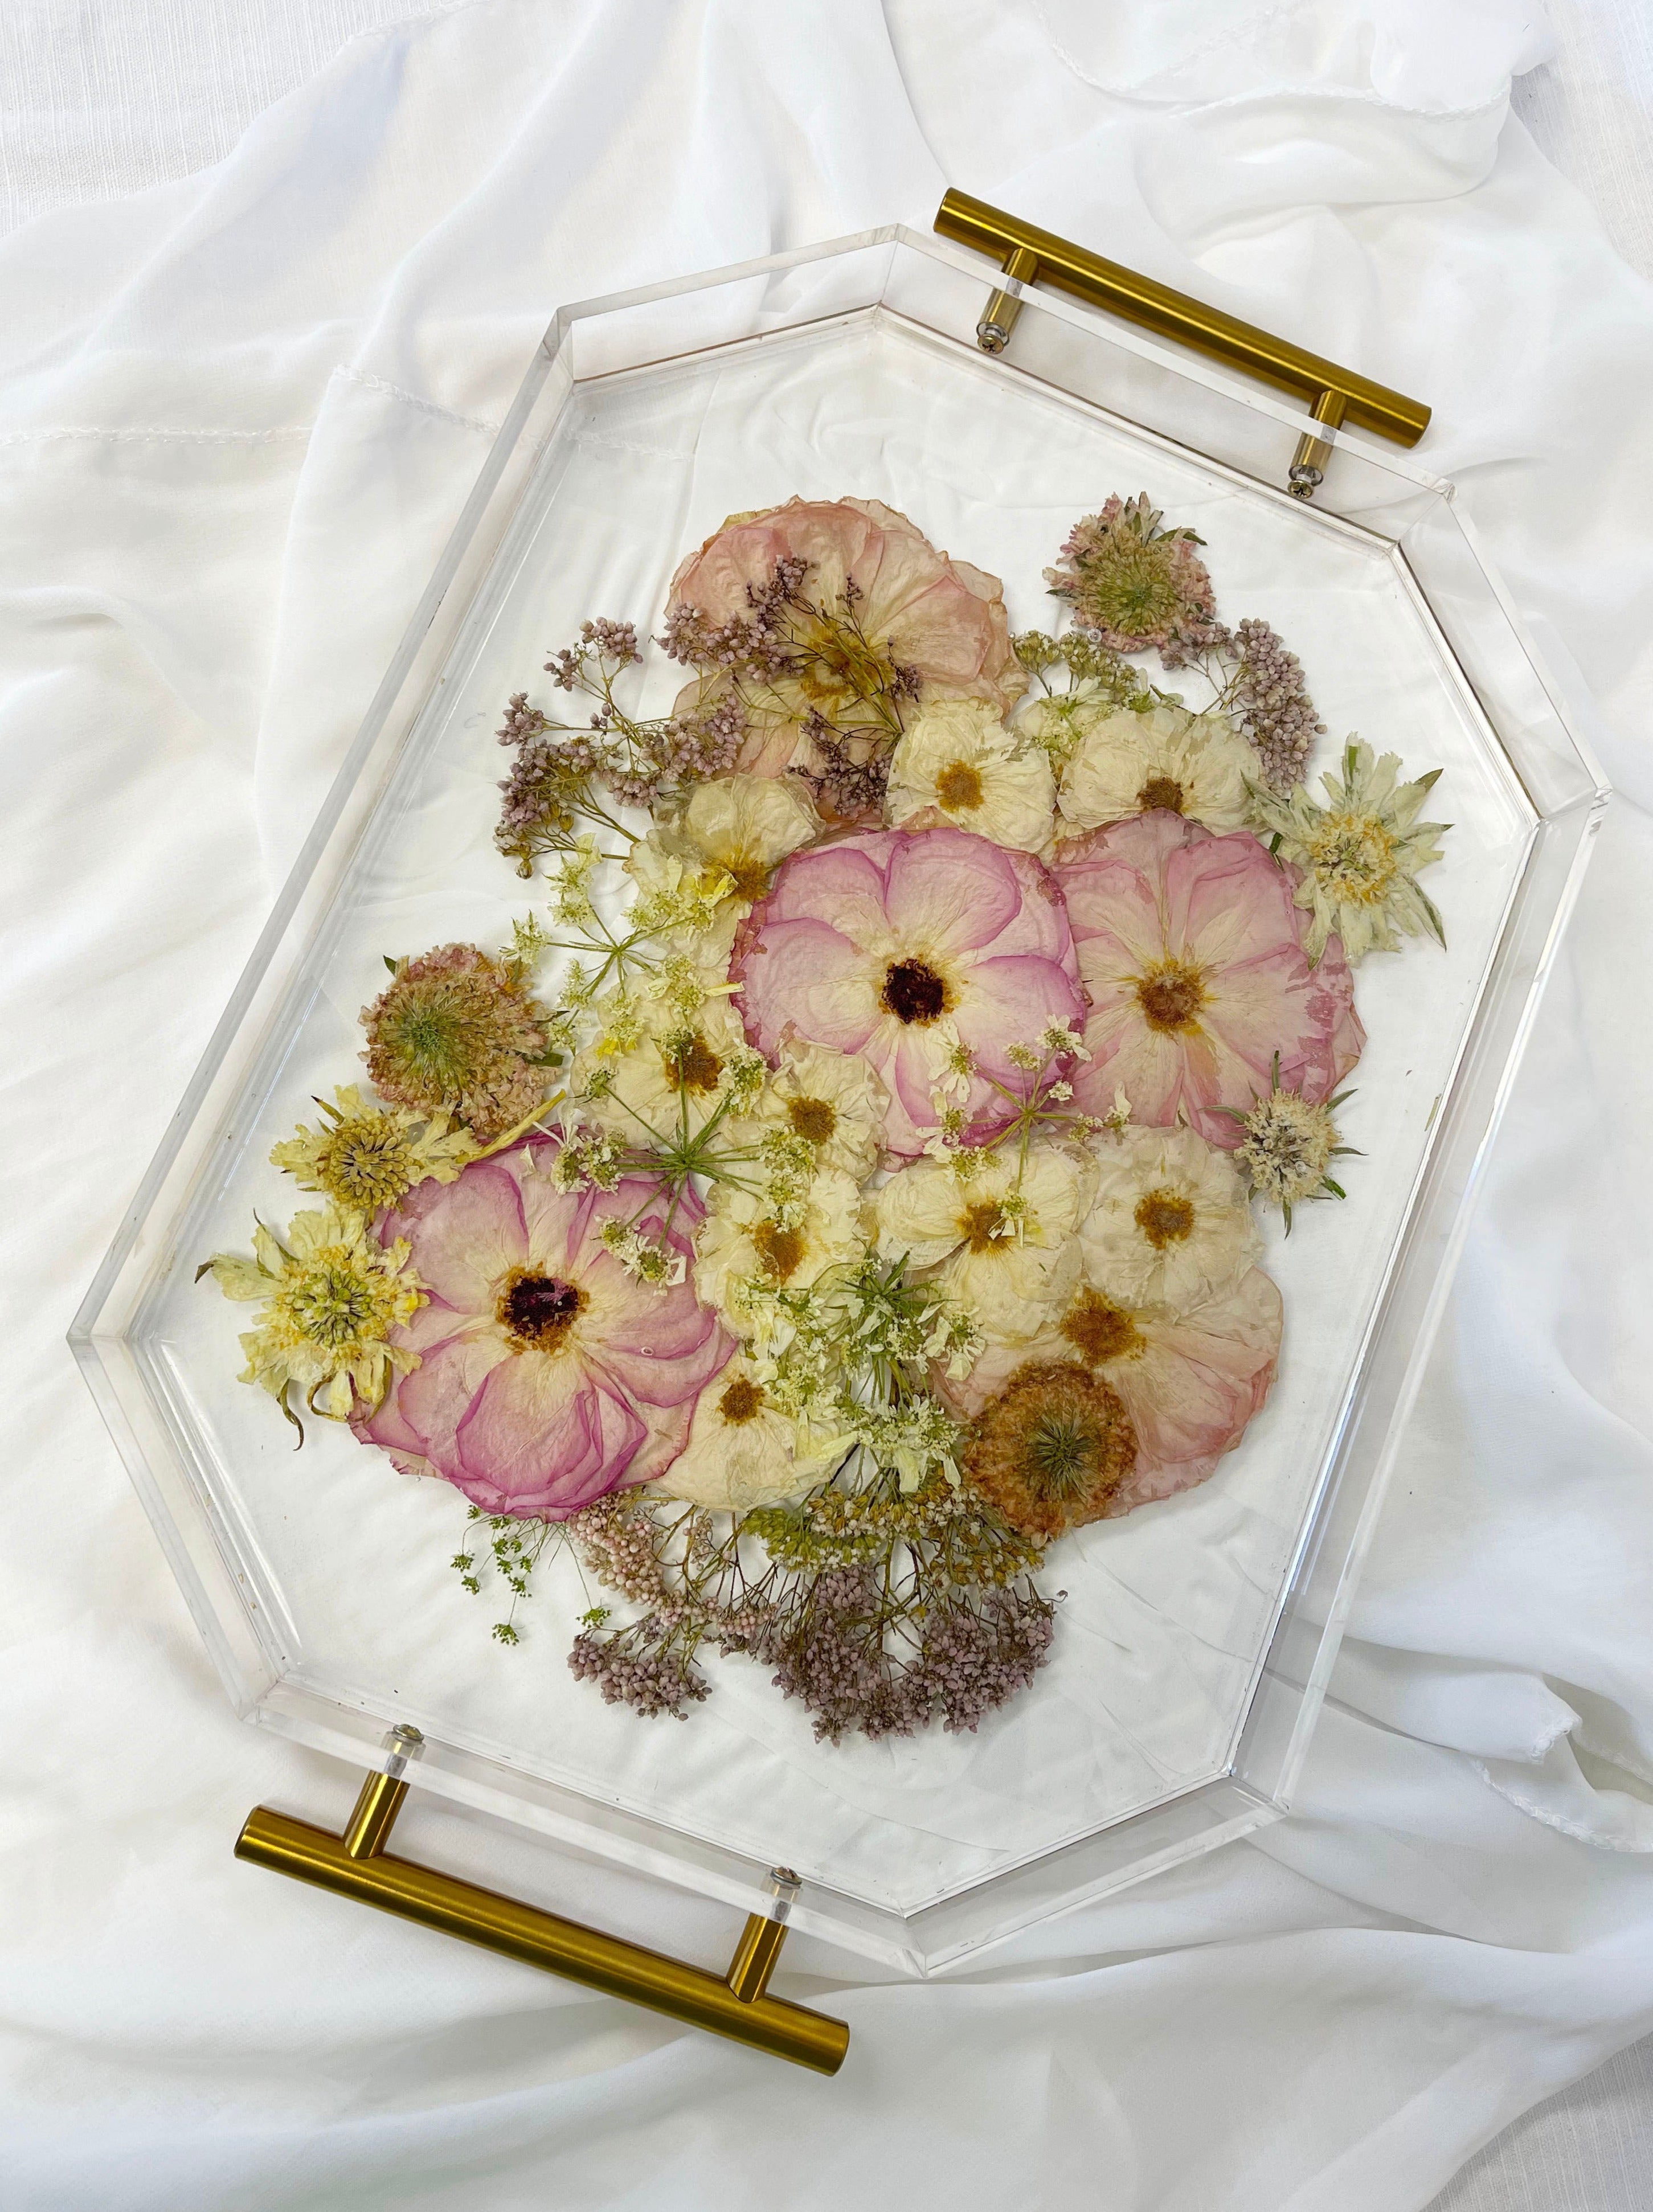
361, 944, 550, 1142
1233, 1062, 1353, 1226
962, 1362, 1138, 1541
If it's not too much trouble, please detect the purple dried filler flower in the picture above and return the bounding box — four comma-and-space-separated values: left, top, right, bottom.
1226, 617, 1326, 791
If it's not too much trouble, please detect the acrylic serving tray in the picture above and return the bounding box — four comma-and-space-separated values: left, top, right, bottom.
72, 205, 1606, 1987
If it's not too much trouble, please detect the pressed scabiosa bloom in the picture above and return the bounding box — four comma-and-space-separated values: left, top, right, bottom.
944, 1265, 1283, 1515
885, 695, 1055, 854
202, 1203, 426, 1424
1045, 494, 1222, 654
731, 825, 1086, 1157
362, 944, 552, 1144
1081, 1124, 1259, 1308
1250, 740, 1448, 963
872, 1142, 1093, 1348
354, 1137, 733, 1518
961, 1362, 1139, 1541
1056, 703, 1257, 839
271, 1085, 480, 1212
1053, 811, 1364, 1148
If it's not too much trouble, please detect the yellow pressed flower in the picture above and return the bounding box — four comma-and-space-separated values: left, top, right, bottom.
1250, 740, 1448, 963
271, 1085, 481, 1211
201, 1203, 426, 1427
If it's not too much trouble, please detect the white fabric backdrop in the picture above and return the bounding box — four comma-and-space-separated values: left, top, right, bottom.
4, 4, 1653, 2207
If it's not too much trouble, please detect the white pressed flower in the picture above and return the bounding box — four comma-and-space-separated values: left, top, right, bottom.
653, 1358, 833, 1511
873, 1141, 1093, 1347
693, 1168, 866, 1337
1057, 703, 1256, 837
662, 771, 821, 903
1015, 681, 1127, 772
574, 988, 750, 1145
886, 696, 1055, 853
729, 1038, 888, 1181
1080, 1124, 1258, 1308
1249, 739, 1448, 963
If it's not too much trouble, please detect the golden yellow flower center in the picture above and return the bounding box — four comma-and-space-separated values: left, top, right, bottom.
665, 1032, 724, 1093
961, 1199, 1008, 1254
1061, 1289, 1142, 1365
1135, 960, 1206, 1034
881, 957, 951, 1026
718, 1376, 766, 1425
787, 1095, 838, 1145
1305, 811, 1400, 904
724, 853, 771, 901
1134, 1187, 1195, 1248
936, 760, 985, 811
497, 1268, 585, 1351
752, 1219, 807, 1281
1136, 775, 1185, 814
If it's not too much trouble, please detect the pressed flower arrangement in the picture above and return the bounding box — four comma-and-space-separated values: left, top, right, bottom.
203, 492, 1450, 1743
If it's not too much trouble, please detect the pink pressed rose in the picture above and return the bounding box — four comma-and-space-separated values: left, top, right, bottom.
733, 826, 1086, 1157
1053, 812, 1363, 1146
353, 1137, 733, 1518
668, 496, 1023, 781
939, 1267, 1283, 1517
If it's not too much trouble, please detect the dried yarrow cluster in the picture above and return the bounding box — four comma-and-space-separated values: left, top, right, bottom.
559, 1474, 1054, 1739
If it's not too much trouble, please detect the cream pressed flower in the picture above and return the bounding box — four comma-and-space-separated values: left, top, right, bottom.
693, 1167, 867, 1337
1234, 1074, 1352, 1226
661, 772, 821, 903
270, 1086, 480, 1212
1081, 1124, 1258, 1308
1250, 740, 1448, 963
202, 1203, 426, 1423
1057, 703, 1257, 837
873, 1142, 1093, 1347
730, 1038, 889, 1182
886, 697, 1055, 854
653, 1357, 834, 1511
574, 989, 754, 1146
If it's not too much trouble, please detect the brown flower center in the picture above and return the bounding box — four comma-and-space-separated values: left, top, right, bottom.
497, 1268, 585, 1351
718, 1376, 766, 1424
936, 760, 985, 811
1135, 1187, 1195, 1248
1061, 1289, 1142, 1364
881, 957, 950, 1026
665, 1032, 724, 1093
1137, 775, 1185, 814
752, 1219, 807, 1281
962, 1362, 1138, 1541
961, 1199, 1008, 1254
725, 854, 771, 901
787, 1095, 837, 1145
1134, 960, 1206, 1034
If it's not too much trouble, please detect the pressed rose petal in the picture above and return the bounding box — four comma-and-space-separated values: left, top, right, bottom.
380, 1157, 526, 1313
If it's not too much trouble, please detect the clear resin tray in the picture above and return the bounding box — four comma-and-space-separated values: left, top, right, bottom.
71, 219, 1606, 1976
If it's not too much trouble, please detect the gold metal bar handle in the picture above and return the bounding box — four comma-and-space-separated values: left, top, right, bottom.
236, 1744, 848, 2076
934, 188, 1429, 469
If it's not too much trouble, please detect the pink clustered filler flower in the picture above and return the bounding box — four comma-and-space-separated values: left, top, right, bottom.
733, 825, 1086, 1157
355, 1137, 731, 1517
212, 488, 1450, 1741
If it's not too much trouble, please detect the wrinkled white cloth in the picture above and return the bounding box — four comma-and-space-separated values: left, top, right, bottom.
3, 3, 1653, 2209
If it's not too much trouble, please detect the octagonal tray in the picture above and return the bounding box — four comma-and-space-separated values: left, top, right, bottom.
71, 214, 1606, 1976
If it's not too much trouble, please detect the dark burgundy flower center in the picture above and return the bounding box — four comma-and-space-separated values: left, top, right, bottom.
881, 957, 949, 1026
498, 1269, 585, 1349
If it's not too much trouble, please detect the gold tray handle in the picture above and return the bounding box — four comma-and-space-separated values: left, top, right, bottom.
932, 189, 1429, 499
236, 1727, 849, 2075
